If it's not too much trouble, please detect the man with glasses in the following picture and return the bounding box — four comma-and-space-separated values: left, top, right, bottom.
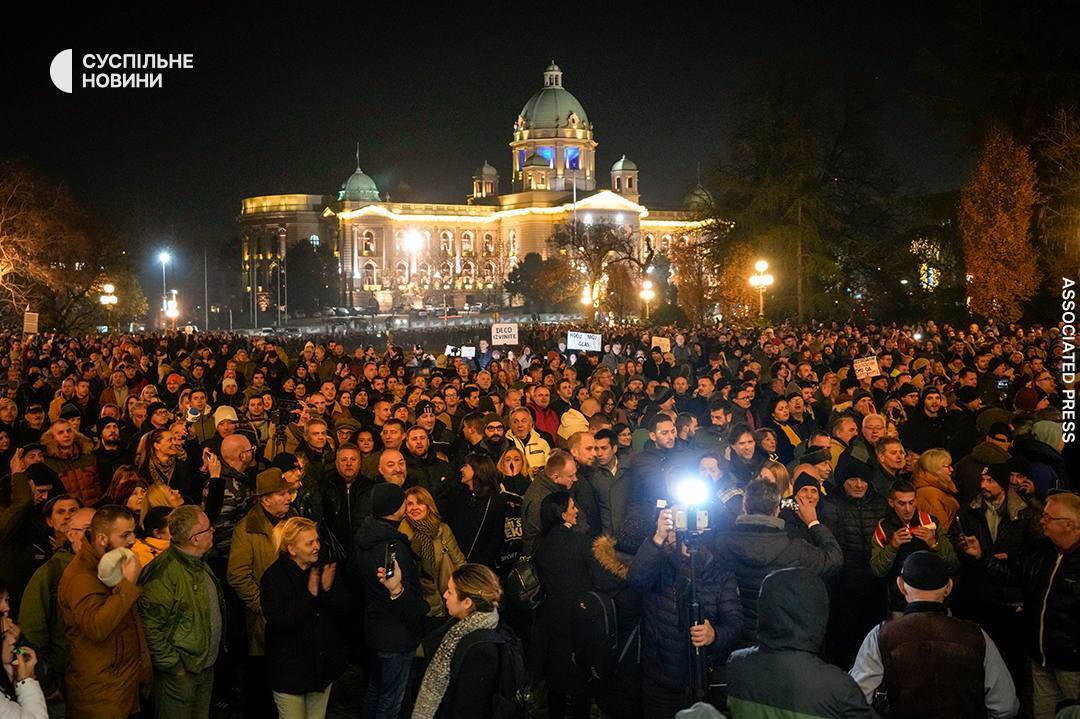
139, 506, 224, 719
963, 491, 1080, 718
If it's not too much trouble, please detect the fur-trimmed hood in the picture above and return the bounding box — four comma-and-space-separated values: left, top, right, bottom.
592, 535, 632, 579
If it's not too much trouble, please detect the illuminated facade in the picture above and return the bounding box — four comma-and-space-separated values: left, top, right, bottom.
239, 63, 703, 311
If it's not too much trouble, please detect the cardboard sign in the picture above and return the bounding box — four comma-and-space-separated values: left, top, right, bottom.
853, 356, 882, 380
460, 346, 477, 358
567, 331, 602, 352
651, 336, 671, 353
491, 323, 518, 346
23, 312, 39, 335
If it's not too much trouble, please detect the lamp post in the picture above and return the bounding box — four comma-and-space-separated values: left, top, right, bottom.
639, 279, 655, 321
748, 259, 774, 318
158, 251, 171, 327
99, 283, 118, 332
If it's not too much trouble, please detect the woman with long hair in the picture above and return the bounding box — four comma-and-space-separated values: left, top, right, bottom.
135, 428, 197, 500
912, 448, 959, 531
261, 517, 350, 719
439, 454, 507, 570
764, 396, 801, 465
757, 460, 793, 498
532, 491, 593, 718
411, 564, 507, 718
398, 487, 465, 616
496, 447, 529, 496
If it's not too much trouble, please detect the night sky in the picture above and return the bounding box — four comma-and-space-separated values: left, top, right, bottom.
2, 2, 959, 301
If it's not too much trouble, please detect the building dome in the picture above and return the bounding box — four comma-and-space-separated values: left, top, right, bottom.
611, 154, 637, 172
518, 62, 590, 130
683, 183, 714, 212
476, 161, 499, 177
338, 165, 380, 202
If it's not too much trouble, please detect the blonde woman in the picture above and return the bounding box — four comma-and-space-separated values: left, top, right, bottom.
411, 564, 504, 719
260, 517, 349, 719
912, 448, 959, 531
399, 487, 465, 616
757, 460, 793, 498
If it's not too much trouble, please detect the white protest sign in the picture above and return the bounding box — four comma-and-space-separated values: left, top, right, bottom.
460, 346, 477, 358
566, 331, 602, 352
491, 323, 518, 346
651, 336, 671, 353
853, 356, 882, 380
444, 345, 457, 356
23, 312, 39, 335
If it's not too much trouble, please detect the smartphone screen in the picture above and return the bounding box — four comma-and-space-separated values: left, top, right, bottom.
384, 541, 396, 578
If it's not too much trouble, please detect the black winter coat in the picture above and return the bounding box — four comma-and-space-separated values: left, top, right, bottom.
350, 516, 428, 653
439, 486, 507, 569
321, 472, 376, 558
628, 444, 677, 504
713, 514, 843, 644
437, 634, 500, 718
532, 524, 593, 694
986, 537, 1080, 670
260, 556, 351, 694
627, 535, 742, 691
404, 450, 454, 502
819, 487, 888, 590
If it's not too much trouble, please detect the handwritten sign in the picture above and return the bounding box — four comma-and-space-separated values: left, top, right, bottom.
460, 346, 477, 359
491, 323, 518, 345
853, 356, 882, 380
567, 331, 602, 352
23, 312, 39, 335
651, 336, 671, 353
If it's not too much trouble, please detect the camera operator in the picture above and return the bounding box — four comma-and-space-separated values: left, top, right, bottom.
627, 503, 743, 718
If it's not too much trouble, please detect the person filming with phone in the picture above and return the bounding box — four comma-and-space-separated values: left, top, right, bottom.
353, 483, 427, 719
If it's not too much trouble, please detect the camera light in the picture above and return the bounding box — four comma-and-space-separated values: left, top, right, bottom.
675, 477, 709, 507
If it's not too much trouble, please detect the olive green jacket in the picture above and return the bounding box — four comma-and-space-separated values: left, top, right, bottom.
138, 545, 225, 673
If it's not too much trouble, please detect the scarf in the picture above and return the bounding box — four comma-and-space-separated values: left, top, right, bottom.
408, 515, 441, 578
411, 609, 500, 719
149, 453, 176, 487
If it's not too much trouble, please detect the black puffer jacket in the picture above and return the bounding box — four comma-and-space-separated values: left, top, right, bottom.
726, 567, 876, 718
819, 487, 888, 590
713, 514, 843, 643
987, 538, 1080, 670
627, 535, 743, 691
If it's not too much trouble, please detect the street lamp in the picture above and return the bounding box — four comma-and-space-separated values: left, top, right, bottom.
158, 251, 171, 325
639, 279, 655, 321
99, 283, 118, 332
748, 259, 775, 317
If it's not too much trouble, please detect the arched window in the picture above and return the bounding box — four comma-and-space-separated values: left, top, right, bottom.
461, 260, 475, 283
627, 177, 634, 190
362, 230, 375, 254
440, 231, 453, 255
508, 230, 518, 258
462, 232, 474, 254
309, 234, 320, 247
417, 263, 431, 286
660, 235, 672, 253
361, 262, 377, 288
483, 233, 495, 255
615, 177, 622, 191
394, 261, 409, 286
394, 231, 405, 253
481, 262, 496, 283
437, 262, 453, 288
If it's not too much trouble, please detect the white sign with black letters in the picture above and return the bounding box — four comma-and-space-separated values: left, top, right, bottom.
491, 323, 518, 345
567, 331, 602, 352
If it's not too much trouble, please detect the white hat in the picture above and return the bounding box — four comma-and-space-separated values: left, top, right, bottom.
214, 406, 238, 425
97, 547, 138, 588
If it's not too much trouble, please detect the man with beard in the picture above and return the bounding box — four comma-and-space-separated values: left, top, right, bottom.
93, 416, 131, 488
629, 415, 681, 505
376, 449, 410, 488
402, 426, 453, 501
900, 387, 949, 457
413, 400, 454, 457
58, 505, 150, 718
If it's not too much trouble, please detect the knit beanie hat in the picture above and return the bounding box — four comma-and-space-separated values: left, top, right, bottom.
901, 551, 949, 591
371, 482, 406, 518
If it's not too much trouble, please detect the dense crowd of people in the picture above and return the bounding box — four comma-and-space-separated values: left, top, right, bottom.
0, 319, 1074, 719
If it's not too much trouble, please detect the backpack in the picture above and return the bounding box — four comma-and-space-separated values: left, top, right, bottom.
450, 626, 530, 719
572, 590, 640, 685
505, 555, 544, 611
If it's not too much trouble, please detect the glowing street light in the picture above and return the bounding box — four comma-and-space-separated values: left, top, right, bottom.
99, 282, 118, 332
158, 250, 171, 322
639, 279, 655, 321
748, 259, 775, 317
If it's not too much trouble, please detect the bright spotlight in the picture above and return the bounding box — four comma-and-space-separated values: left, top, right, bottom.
158, 251, 171, 264
675, 477, 709, 507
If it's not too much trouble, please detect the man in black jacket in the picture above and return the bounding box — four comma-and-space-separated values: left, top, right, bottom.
713, 479, 843, 645
321, 444, 375, 559
819, 459, 889, 667
629, 414, 679, 504
962, 491, 1080, 718
351, 483, 428, 719
402, 425, 453, 501
727, 567, 874, 718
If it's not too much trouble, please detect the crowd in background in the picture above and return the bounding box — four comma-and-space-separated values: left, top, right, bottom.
0, 318, 1074, 719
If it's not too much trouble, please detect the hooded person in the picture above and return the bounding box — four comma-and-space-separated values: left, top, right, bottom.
726, 567, 875, 718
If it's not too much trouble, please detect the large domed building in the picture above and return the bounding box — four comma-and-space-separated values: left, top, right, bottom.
239, 63, 704, 312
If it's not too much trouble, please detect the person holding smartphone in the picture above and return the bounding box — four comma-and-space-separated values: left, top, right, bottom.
0, 583, 46, 719
353, 483, 427, 719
